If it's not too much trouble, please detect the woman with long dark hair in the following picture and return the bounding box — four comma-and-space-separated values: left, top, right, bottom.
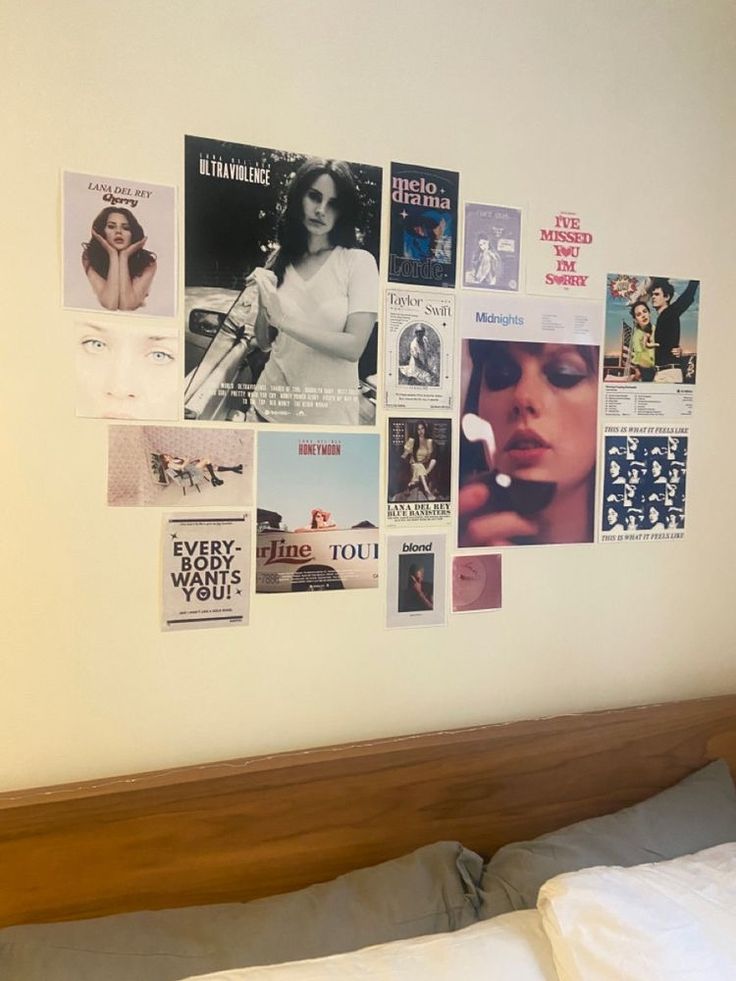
82, 207, 157, 311
459, 339, 599, 546
248, 158, 379, 424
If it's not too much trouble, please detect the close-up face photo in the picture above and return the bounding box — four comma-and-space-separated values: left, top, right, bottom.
76, 319, 179, 420
103, 212, 133, 251
474, 341, 599, 493
302, 173, 339, 237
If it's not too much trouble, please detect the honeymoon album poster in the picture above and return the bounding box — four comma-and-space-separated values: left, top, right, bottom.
63, 171, 176, 317
388, 162, 458, 289
256, 432, 379, 593
184, 136, 383, 426
603, 273, 699, 419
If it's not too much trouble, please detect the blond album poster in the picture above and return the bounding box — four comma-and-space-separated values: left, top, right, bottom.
75, 317, 180, 421
63, 171, 176, 317
184, 136, 382, 426
458, 292, 601, 548
256, 431, 379, 593
162, 512, 251, 630
386, 534, 446, 629
108, 425, 253, 507
384, 289, 454, 409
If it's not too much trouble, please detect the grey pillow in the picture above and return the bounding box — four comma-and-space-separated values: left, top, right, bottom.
480, 758, 736, 919
0, 841, 482, 981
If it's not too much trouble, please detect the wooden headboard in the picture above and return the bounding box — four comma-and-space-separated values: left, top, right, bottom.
2, 694, 735, 928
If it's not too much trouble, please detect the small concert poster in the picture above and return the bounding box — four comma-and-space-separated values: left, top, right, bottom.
388, 162, 459, 289
162, 512, 251, 630
462, 202, 522, 293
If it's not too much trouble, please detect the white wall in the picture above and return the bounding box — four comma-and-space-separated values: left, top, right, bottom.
2, 0, 735, 792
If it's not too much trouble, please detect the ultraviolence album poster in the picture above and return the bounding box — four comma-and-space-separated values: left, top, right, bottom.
388, 162, 458, 289
184, 136, 383, 426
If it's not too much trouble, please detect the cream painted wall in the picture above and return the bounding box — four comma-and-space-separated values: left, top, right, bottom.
2, 0, 735, 792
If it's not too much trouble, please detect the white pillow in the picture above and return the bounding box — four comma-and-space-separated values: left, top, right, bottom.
538, 841, 736, 980
182, 910, 557, 980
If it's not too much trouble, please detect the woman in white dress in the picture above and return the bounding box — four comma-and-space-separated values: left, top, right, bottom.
248, 159, 378, 424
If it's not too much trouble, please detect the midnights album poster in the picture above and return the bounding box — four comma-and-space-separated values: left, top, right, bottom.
388, 162, 459, 289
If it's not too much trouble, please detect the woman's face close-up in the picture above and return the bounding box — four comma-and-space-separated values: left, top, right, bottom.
609, 459, 621, 478
417, 423, 426, 438
476, 343, 598, 493
104, 212, 133, 251
302, 173, 339, 238
76, 320, 179, 420
607, 507, 619, 526
633, 303, 651, 328
649, 506, 660, 524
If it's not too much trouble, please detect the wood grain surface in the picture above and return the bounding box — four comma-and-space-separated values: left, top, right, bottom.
1, 694, 735, 927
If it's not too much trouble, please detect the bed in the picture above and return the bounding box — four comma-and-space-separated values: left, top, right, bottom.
2, 693, 736, 979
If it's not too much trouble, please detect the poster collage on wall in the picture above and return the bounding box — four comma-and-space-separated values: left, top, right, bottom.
61, 135, 700, 631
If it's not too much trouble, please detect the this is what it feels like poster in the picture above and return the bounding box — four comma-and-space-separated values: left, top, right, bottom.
388, 163, 459, 289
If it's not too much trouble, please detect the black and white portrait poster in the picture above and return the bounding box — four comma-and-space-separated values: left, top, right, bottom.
600, 426, 688, 542
63, 171, 176, 317
384, 289, 454, 410
386, 534, 446, 630
387, 417, 452, 526
162, 512, 251, 631
107, 425, 253, 507
462, 202, 522, 293
184, 136, 383, 426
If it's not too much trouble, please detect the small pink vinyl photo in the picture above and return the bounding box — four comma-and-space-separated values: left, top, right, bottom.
451, 553, 502, 613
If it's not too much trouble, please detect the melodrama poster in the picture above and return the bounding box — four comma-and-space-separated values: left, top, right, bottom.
386, 534, 446, 629
602, 273, 699, 419
63, 171, 176, 317
162, 512, 251, 630
388, 162, 459, 289
256, 432, 379, 593
184, 135, 382, 426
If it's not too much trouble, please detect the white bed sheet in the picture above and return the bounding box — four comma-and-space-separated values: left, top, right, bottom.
182, 909, 558, 981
